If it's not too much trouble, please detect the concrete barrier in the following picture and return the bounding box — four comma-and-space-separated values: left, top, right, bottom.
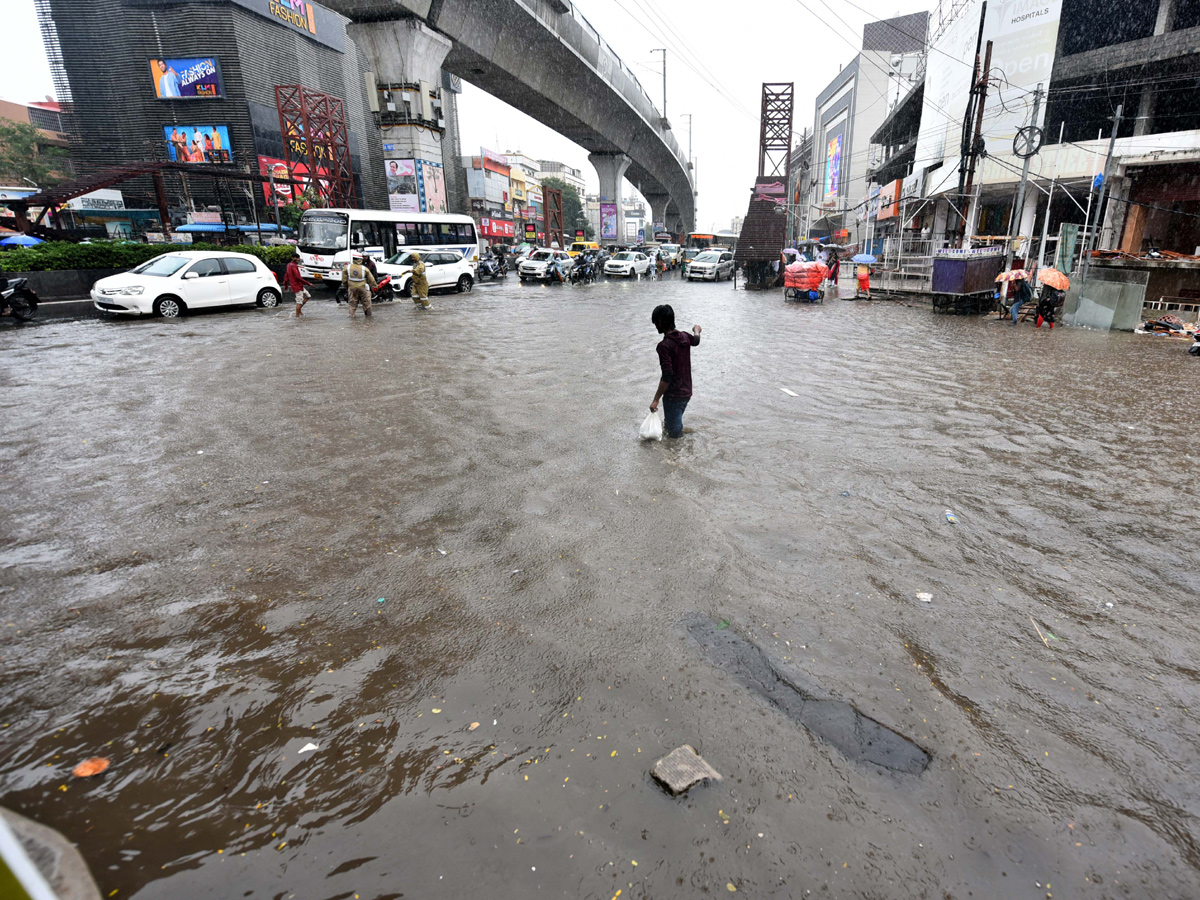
6, 269, 124, 302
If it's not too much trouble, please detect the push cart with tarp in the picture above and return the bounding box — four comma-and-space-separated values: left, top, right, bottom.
931, 247, 1004, 314
783, 261, 829, 302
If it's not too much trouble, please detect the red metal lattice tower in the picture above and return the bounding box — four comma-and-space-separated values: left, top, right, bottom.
758, 83, 794, 184
544, 187, 564, 250
275, 85, 357, 208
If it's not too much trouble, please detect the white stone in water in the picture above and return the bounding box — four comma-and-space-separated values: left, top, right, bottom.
652, 745, 722, 796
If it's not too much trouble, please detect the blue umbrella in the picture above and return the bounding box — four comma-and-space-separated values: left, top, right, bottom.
0, 234, 44, 247
851, 253, 876, 264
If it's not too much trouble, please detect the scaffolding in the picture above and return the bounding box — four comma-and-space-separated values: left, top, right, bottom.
275, 85, 356, 208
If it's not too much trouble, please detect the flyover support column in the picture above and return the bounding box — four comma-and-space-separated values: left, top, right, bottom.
349, 20, 455, 212
644, 193, 669, 238
664, 200, 683, 239
589, 152, 630, 244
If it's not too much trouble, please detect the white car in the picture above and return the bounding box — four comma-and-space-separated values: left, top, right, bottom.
376, 249, 474, 295
604, 251, 651, 278
92, 250, 282, 318
687, 250, 735, 282
518, 249, 574, 281
660, 243, 682, 266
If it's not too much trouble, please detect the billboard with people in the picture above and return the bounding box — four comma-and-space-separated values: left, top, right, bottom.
386, 159, 419, 212
163, 125, 232, 163
600, 203, 618, 241
823, 132, 843, 203
149, 57, 223, 99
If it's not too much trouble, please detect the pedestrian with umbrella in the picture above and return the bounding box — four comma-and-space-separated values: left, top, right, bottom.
996, 269, 1032, 324
1035, 268, 1070, 329
852, 253, 876, 299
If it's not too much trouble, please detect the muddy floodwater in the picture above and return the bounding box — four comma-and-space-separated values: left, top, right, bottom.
2, 276, 1200, 899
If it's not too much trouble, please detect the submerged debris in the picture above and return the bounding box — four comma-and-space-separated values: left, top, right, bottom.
651, 745, 722, 796
685, 613, 929, 774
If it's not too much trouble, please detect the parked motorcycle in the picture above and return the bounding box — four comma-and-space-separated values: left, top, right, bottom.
335, 273, 394, 304
1, 277, 39, 322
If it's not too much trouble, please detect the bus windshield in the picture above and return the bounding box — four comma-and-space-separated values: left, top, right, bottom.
299, 213, 348, 253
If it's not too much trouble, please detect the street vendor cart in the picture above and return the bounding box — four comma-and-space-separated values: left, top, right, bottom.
931, 247, 1004, 314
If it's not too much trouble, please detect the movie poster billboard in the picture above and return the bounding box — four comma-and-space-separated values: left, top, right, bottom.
150, 57, 223, 99
417, 160, 447, 213
823, 133, 843, 203
386, 158, 419, 212
600, 202, 618, 241
163, 125, 232, 163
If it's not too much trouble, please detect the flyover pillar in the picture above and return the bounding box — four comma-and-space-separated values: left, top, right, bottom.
644, 192, 669, 238
348, 20, 460, 213
589, 152, 630, 244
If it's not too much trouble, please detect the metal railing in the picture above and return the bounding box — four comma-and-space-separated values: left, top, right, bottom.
874, 235, 938, 293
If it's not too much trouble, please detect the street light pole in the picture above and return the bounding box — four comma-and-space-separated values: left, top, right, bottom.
652, 49, 667, 124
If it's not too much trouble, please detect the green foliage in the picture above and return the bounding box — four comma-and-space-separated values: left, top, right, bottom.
0, 240, 296, 272
275, 187, 323, 232
538, 176, 594, 241
0, 119, 69, 188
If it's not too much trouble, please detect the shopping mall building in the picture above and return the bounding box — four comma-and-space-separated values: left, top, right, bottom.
34, 0, 396, 227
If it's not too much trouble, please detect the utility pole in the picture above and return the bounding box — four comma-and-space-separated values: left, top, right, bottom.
960, 39, 993, 248
1077, 128, 1103, 274
651, 49, 667, 124
1081, 104, 1123, 284
269, 170, 282, 228
1030, 121, 1065, 291
954, 1, 988, 246
1003, 83, 1043, 276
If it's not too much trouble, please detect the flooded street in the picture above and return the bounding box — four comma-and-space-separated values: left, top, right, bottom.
2, 276, 1200, 899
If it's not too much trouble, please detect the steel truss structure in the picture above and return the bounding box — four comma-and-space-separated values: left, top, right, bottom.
275, 85, 356, 208
758, 83, 795, 183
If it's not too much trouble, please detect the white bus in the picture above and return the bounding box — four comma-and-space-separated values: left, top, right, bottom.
683, 231, 739, 263
297, 209, 480, 283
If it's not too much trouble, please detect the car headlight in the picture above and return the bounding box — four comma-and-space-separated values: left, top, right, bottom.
121, 286, 145, 296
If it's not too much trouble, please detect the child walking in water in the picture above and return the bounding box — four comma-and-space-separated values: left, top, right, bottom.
649, 304, 702, 438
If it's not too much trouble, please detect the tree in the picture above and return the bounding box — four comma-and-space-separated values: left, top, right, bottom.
0, 120, 68, 188
276, 187, 324, 232
539, 176, 594, 241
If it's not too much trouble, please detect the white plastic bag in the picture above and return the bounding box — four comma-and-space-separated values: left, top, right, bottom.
639, 409, 664, 441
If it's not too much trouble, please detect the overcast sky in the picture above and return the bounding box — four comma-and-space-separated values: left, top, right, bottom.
8, 0, 935, 230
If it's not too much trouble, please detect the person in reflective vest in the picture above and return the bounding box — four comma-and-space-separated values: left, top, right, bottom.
410, 252, 431, 309
341, 252, 376, 318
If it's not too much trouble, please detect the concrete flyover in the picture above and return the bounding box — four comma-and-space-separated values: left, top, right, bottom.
325, 0, 694, 237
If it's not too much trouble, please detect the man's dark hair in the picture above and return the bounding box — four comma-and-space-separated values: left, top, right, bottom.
651, 304, 675, 333
291, 251, 300, 259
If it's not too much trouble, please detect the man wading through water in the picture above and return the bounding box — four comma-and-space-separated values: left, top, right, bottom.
649, 304, 702, 438
410, 251, 431, 309
341, 251, 376, 318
